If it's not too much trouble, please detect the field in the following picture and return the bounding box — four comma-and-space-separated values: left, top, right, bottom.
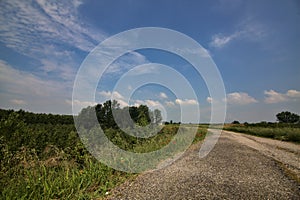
0, 109, 207, 199
223, 123, 300, 143
2, 107, 299, 199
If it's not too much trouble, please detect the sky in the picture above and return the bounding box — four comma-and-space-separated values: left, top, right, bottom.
0, 0, 300, 123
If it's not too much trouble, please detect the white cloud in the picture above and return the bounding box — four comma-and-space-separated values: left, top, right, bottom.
0, 60, 72, 113
226, 92, 258, 105
105, 52, 150, 75
264, 90, 287, 104
98, 91, 129, 108
210, 32, 240, 48
174, 47, 211, 58
207, 97, 213, 104
286, 90, 300, 98
264, 89, 300, 104
112, 91, 124, 100
175, 99, 198, 105
159, 92, 168, 99
210, 18, 267, 48
10, 99, 26, 105
134, 100, 162, 108
124, 62, 160, 76
165, 101, 175, 107
66, 99, 96, 108
0, 60, 67, 98
0, 0, 105, 56
117, 99, 129, 108
0, 0, 107, 86
39, 58, 76, 81
99, 91, 124, 100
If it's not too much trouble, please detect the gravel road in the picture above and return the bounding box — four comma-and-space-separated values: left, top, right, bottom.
105, 129, 300, 199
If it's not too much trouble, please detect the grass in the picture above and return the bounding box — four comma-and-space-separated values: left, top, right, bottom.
1, 143, 129, 199
1, 124, 207, 199
223, 124, 300, 143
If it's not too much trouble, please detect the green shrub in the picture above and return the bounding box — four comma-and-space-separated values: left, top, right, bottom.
224, 125, 300, 143
0, 109, 208, 199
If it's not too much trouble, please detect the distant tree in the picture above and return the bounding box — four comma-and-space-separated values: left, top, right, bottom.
77, 100, 162, 129
232, 120, 240, 124
76, 106, 98, 129
276, 111, 300, 124
129, 106, 139, 123
137, 105, 151, 126
153, 109, 162, 125
111, 99, 120, 110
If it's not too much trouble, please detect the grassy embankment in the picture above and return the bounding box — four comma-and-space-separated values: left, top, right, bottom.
0, 110, 207, 199
223, 123, 300, 143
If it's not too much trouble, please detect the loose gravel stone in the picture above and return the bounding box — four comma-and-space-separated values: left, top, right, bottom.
106, 130, 300, 200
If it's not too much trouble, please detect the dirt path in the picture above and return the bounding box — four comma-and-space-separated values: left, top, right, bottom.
105, 130, 300, 199
222, 130, 300, 183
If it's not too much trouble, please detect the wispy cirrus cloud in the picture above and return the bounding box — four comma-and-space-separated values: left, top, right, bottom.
104, 52, 150, 76
0, 0, 108, 84
210, 18, 267, 48
0, 0, 105, 56
0, 0, 112, 113
264, 89, 300, 104
210, 32, 241, 48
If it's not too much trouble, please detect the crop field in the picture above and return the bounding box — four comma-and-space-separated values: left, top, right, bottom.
0, 109, 207, 199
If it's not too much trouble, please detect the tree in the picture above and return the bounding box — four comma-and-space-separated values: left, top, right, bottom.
77, 100, 162, 129
276, 111, 300, 124
153, 109, 162, 125
129, 106, 139, 123
232, 120, 240, 124
137, 105, 151, 126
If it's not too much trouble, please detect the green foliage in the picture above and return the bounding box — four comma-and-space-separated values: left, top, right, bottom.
224, 125, 300, 143
0, 108, 73, 124
276, 111, 300, 124
76, 100, 162, 130
0, 108, 207, 199
1, 147, 129, 199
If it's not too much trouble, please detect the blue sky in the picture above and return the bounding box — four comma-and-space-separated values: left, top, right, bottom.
0, 0, 300, 123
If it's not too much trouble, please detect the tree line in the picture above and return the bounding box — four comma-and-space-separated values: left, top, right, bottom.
76, 100, 163, 130
0, 100, 163, 156
0, 109, 73, 125
232, 111, 300, 126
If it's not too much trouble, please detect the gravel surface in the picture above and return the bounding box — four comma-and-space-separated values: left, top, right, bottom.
105, 130, 300, 200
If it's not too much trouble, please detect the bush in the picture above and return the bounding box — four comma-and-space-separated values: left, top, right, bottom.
224, 125, 300, 143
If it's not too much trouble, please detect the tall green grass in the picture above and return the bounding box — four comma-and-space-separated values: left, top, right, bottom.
1, 141, 130, 199
1, 123, 207, 199
224, 125, 300, 143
